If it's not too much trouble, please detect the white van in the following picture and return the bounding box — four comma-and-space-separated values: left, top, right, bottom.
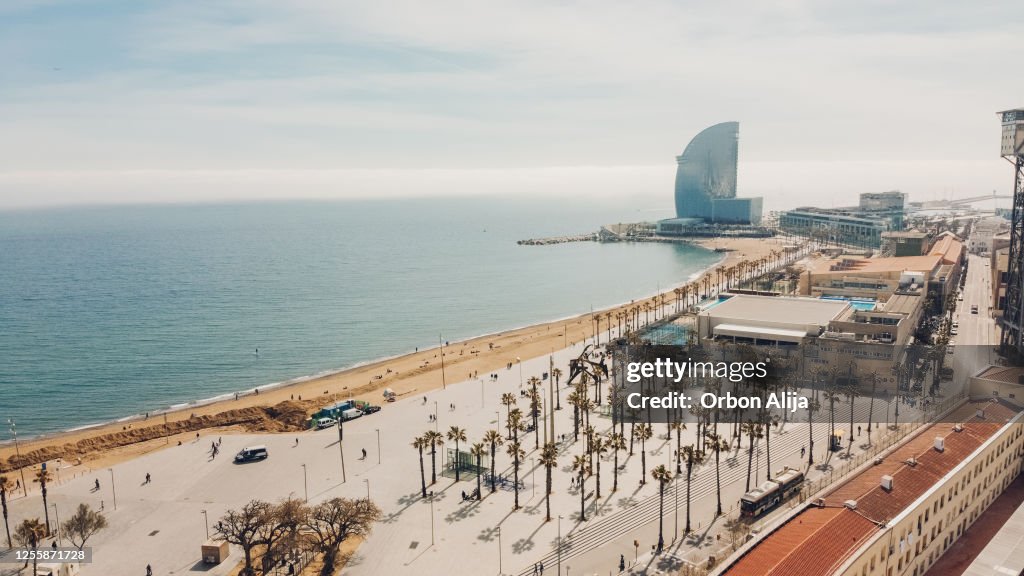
316, 417, 337, 430
341, 408, 363, 421
234, 445, 269, 463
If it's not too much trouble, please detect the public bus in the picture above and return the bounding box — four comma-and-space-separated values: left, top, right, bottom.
739, 467, 805, 518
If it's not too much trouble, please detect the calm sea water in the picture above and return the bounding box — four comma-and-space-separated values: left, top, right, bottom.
0, 197, 721, 437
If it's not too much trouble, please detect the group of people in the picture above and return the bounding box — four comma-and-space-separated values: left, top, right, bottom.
210, 437, 224, 458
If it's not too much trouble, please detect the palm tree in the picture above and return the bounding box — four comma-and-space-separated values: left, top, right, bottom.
592, 436, 607, 499
866, 371, 879, 443
527, 377, 542, 449
572, 454, 589, 521
506, 441, 525, 510
0, 475, 12, 548
447, 426, 467, 482
539, 442, 558, 521
705, 431, 730, 516
34, 468, 52, 535
552, 368, 563, 410
651, 465, 673, 552
680, 445, 705, 533
412, 435, 428, 498
14, 518, 46, 576
606, 432, 626, 492
483, 430, 504, 493
741, 420, 763, 492
636, 424, 653, 484
763, 415, 779, 481
501, 393, 517, 439
470, 443, 486, 501
844, 380, 859, 457
508, 408, 524, 444
424, 430, 444, 485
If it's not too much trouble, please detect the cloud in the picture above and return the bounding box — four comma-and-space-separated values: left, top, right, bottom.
0, 0, 1020, 208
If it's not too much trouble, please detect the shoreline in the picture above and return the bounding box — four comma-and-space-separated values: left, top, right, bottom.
0, 235, 792, 473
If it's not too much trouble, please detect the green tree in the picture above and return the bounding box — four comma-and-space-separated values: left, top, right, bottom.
470, 442, 486, 501
506, 441, 525, 510
412, 435, 428, 498
539, 442, 558, 521
61, 503, 108, 551
572, 454, 589, 521
482, 429, 504, 493
447, 426, 467, 482
0, 475, 13, 548
680, 445, 705, 533
606, 432, 626, 492
651, 465, 673, 551
636, 423, 653, 484
423, 430, 445, 485
14, 518, 47, 576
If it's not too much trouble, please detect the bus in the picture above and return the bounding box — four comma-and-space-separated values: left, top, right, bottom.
740, 467, 805, 518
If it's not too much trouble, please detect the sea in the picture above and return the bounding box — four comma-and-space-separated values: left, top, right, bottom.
0, 196, 722, 438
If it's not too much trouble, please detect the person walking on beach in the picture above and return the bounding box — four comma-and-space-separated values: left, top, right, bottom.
361, 448, 367, 459
95, 479, 100, 491
145, 473, 151, 484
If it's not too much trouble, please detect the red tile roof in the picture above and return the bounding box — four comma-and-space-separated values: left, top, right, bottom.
721, 400, 1019, 576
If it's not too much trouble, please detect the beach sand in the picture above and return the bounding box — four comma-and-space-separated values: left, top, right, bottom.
0, 235, 797, 476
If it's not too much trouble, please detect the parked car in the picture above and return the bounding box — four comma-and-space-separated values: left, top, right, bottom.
341, 408, 363, 421
971, 305, 979, 314
235, 445, 269, 463
316, 417, 337, 429
363, 405, 382, 414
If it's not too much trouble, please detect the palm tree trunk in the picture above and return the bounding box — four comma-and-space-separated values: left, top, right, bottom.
685, 465, 693, 533
765, 423, 772, 481
579, 471, 586, 521
714, 445, 722, 516
419, 447, 427, 498
513, 456, 520, 510
490, 444, 497, 493
1, 493, 9, 548
658, 482, 665, 547
596, 455, 601, 498
613, 449, 619, 492
545, 465, 552, 521
454, 440, 461, 482
431, 446, 437, 484
640, 438, 647, 484
476, 455, 483, 501
745, 435, 755, 492
41, 485, 50, 536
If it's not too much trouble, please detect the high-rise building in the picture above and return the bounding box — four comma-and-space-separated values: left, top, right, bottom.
672, 121, 762, 225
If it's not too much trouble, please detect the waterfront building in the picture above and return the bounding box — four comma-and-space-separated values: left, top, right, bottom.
668, 121, 763, 226
718, 399, 1024, 576
780, 192, 906, 248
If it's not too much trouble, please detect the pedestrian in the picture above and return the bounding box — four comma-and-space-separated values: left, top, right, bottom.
146, 564, 153, 576
145, 473, 151, 484
196, 432, 200, 440
95, 479, 100, 491
295, 438, 299, 446
539, 560, 544, 574
361, 448, 367, 459
620, 554, 626, 571
858, 425, 862, 436
533, 563, 538, 575
801, 446, 806, 458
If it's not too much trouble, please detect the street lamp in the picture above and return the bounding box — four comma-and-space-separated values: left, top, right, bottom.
428, 491, 435, 546
52, 503, 61, 546
108, 468, 117, 511
201, 509, 209, 540
7, 419, 28, 497
301, 464, 308, 503
363, 478, 370, 501
375, 429, 381, 464
434, 401, 439, 433
497, 526, 502, 575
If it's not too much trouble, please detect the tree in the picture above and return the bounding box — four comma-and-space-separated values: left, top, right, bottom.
216, 500, 272, 576
447, 426, 467, 482
501, 393, 517, 439
592, 436, 607, 499
606, 432, 626, 492
680, 445, 705, 533
528, 376, 542, 449
741, 420, 763, 492
62, 503, 107, 551
705, 431, 730, 516
0, 475, 12, 548
572, 454, 589, 521
506, 441, 525, 510
539, 442, 558, 521
14, 518, 46, 576
651, 465, 673, 552
483, 429, 504, 493
306, 497, 381, 576
636, 424, 653, 484
261, 498, 309, 574
423, 430, 445, 485
470, 442, 486, 501
412, 435, 428, 498
866, 371, 879, 444
551, 367, 563, 410
507, 408, 525, 444
34, 468, 52, 536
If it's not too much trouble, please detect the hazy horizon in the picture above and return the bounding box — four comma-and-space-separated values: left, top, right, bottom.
1, 1, 1022, 210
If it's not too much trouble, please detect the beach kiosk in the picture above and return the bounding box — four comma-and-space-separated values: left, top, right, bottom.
202, 540, 230, 565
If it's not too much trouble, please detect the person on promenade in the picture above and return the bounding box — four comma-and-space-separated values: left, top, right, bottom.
361, 448, 367, 459
620, 554, 626, 572
94, 479, 100, 491
145, 473, 151, 484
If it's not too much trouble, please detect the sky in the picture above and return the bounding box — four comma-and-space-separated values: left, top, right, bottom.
0, 0, 1022, 211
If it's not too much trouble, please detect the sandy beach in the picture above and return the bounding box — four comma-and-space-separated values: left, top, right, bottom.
0, 235, 797, 477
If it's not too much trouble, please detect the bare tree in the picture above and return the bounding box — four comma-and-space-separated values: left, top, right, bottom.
215, 500, 273, 576
259, 498, 309, 575
61, 503, 108, 550
306, 497, 381, 575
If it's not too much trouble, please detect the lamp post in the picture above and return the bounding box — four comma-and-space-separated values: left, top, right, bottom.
108, 468, 117, 511
301, 464, 308, 503
52, 503, 61, 546
7, 419, 28, 497
439, 334, 447, 390
201, 509, 209, 540
434, 401, 439, 433
376, 429, 381, 464
428, 491, 435, 546
363, 479, 370, 501
497, 526, 502, 575
517, 358, 522, 387
337, 419, 347, 484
